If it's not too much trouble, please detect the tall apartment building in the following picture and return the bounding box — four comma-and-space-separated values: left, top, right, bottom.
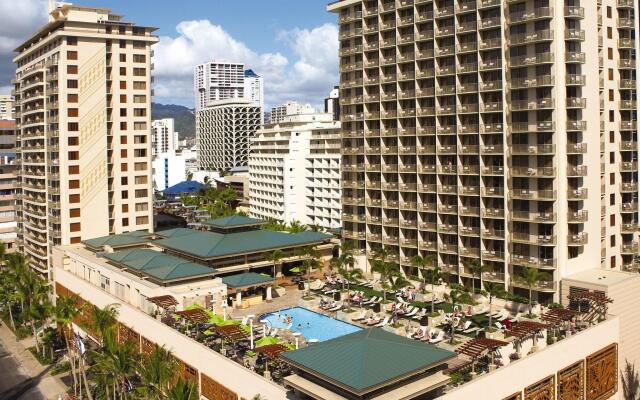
194, 62, 263, 111
328, 0, 638, 303
151, 118, 178, 157
270, 101, 316, 123
243, 69, 264, 115
0, 95, 14, 120
249, 113, 342, 229
196, 99, 261, 171
0, 121, 18, 254
325, 85, 341, 120
13, 4, 157, 275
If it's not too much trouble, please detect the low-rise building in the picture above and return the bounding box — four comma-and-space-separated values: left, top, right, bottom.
152, 151, 186, 191
249, 113, 341, 230
270, 101, 315, 124
0, 95, 14, 120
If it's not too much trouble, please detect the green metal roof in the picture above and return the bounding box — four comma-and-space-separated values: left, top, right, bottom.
203, 215, 264, 228
102, 249, 216, 282
221, 272, 274, 288
153, 228, 331, 259
82, 231, 152, 250
280, 328, 455, 395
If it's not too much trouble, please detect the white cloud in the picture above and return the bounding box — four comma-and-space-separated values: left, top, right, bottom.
0, 0, 48, 92
152, 20, 339, 110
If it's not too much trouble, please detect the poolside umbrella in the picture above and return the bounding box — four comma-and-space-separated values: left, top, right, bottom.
255, 336, 280, 347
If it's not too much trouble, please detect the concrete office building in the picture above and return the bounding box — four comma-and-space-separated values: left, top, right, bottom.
0, 95, 14, 120
151, 118, 179, 157
324, 85, 341, 120
196, 99, 261, 171
244, 69, 264, 116
13, 3, 157, 275
249, 113, 342, 230
194, 61, 263, 111
328, 0, 638, 303
270, 101, 316, 124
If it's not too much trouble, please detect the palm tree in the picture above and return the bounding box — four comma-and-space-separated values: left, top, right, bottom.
135, 345, 178, 399
423, 265, 443, 314
203, 175, 211, 186
464, 259, 488, 295
266, 249, 284, 277
411, 254, 437, 289
288, 220, 307, 234
90, 303, 120, 343
91, 329, 138, 400
622, 360, 640, 400
54, 295, 81, 396
444, 286, 471, 343
339, 267, 363, 296
299, 257, 320, 296
167, 377, 198, 400
483, 282, 505, 333
20, 269, 50, 354
516, 267, 550, 315
370, 260, 400, 302
186, 171, 193, 181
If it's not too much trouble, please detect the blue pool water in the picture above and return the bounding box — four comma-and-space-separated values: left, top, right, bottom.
259, 307, 362, 342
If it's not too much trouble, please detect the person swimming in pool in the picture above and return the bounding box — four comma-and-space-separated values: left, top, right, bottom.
297, 323, 303, 331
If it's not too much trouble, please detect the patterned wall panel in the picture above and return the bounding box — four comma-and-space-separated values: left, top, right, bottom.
503, 393, 522, 400
558, 361, 584, 400
524, 376, 555, 400
586, 344, 618, 400
201, 373, 237, 400
117, 323, 140, 348
140, 336, 156, 355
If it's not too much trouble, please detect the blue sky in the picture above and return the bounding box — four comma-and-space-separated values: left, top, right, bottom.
0, 0, 340, 109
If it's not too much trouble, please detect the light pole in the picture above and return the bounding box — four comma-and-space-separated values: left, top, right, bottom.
248, 314, 255, 349
293, 332, 301, 349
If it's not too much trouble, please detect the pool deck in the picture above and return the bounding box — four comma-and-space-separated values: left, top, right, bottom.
230, 289, 303, 319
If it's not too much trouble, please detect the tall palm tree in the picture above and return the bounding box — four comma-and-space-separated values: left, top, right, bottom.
288, 220, 307, 234
54, 295, 81, 396
444, 286, 471, 344
423, 265, 443, 314
370, 260, 400, 302
411, 254, 437, 288
464, 258, 488, 295
20, 269, 50, 354
92, 329, 138, 400
299, 257, 320, 296
622, 360, 640, 400
90, 303, 120, 343
517, 267, 550, 315
266, 249, 284, 277
483, 282, 505, 332
135, 345, 178, 399
167, 377, 198, 400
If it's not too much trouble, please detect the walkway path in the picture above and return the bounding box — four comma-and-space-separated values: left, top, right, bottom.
0, 323, 68, 400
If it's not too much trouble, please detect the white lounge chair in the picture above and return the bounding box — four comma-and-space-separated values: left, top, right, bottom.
405, 307, 418, 317
463, 327, 482, 335
429, 330, 445, 344
351, 310, 368, 321
456, 320, 472, 332
269, 328, 279, 337
508, 313, 521, 323
413, 308, 427, 320
365, 315, 382, 326
495, 322, 505, 330
375, 316, 390, 327
328, 303, 343, 312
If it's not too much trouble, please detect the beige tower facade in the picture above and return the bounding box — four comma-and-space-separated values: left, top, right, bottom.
328, 0, 638, 303
12, 4, 157, 275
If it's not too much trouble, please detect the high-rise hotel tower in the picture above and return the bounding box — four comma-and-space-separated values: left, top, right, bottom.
12, 4, 157, 276
328, 0, 639, 303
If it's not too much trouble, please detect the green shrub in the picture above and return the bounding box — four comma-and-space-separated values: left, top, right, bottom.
548, 302, 564, 309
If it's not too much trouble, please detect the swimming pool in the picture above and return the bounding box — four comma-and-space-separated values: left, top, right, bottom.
259, 307, 362, 342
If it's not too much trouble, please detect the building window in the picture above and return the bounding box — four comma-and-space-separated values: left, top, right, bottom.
67, 65, 78, 74
134, 162, 147, 171
133, 108, 147, 117
134, 149, 146, 157
69, 180, 80, 189
120, 135, 127, 144
119, 54, 126, 62
133, 68, 146, 77
68, 151, 79, 160
68, 108, 79, 117
133, 81, 146, 90
68, 122, 79, 131
134, 122, 147, 130
121, 190, 128, 199
122, 204, 129, 212
67, 79, 78, 88
70, 222, 81, 232
121, 177, 128, 185
114, 282, 125, 300
67, 94, 78, 103
70, 237, 81, 244
136, 216, 149, 225
135, 202, 148, 212
67, 51, 78, 60
69, 194, 80, 203
135, 189, 148, 198
134, 135, 147, 143
100, 275, 110, 291
133, 54, 146, 63
122, 218, 129, 227
134, 176, 147, 184
120, 94, 127, 103
121, 163, 128, 172
69, 165, 79, 174
121, 149, 128, 158
120, 108, 127, 117
67, 36, 78, 45
120, 122, 127, 130
120, 67, 126, 75
70, 208, 80, 218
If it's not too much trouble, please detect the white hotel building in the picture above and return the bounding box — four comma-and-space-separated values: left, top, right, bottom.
249, 113, 342, 230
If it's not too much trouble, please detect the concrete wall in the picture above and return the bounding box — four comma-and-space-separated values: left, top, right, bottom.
438, 317, 621, 400
54, 265, 288, 400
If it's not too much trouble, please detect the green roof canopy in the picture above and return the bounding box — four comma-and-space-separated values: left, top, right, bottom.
280, 328, 455, 395
82, 231, 152, 250
203, 215, 264, 229
221, 272, 274, 288
153, 228, 331, 259
102, 249, 216, 283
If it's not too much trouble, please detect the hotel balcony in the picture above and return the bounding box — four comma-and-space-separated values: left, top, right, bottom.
621, 243, 639, 254
567, 165, 587, 177
621, 202, 639, 213
512, 279, 556, 292
510, 166, 555, 178
567, 233, 588, 246
568, 211, 588, 223
568, 188, 588, 200
507, 8, 554, 25
509, 189, 556, 201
